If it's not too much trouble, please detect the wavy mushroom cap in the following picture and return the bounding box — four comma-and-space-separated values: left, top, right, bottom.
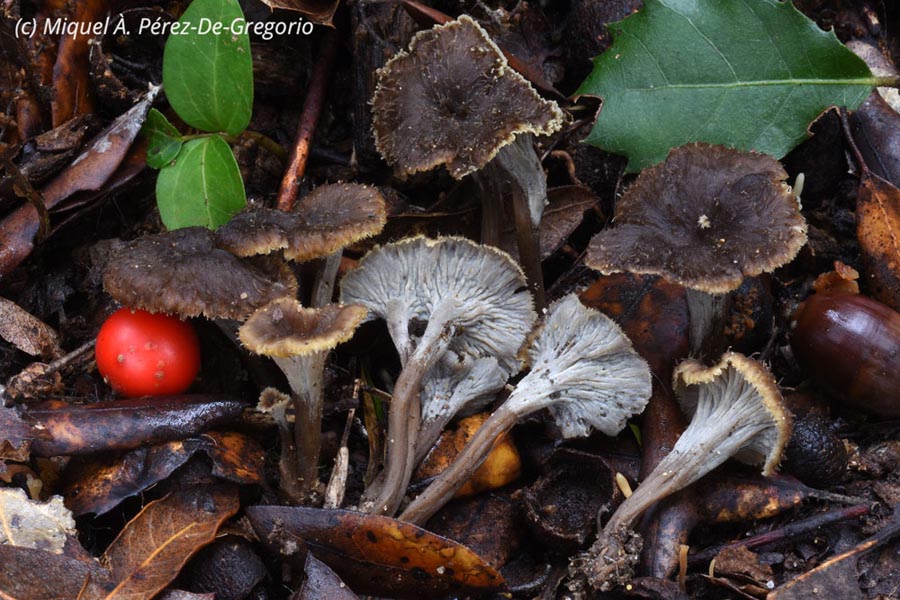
674, 352, 791, 476
216, 183, 387, 262
340, 236, 535, 373
372, 15, 565, 179
513, 294, 652, 438
103, 227, 296, 320
421, 355, 507, 424
586, 143, 807, 294
239, 297, 368, 358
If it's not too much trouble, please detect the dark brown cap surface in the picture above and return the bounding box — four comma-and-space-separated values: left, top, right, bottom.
216, 183, 387, 262
586, 143, 807, 294
372, 15, 564, 179
103, 227, 295, 320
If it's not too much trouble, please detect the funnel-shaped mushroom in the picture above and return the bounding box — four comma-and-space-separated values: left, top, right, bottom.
239, 298, 367, 501
103, 227, 296, 320
415, 355, 507, 465
578, 352, 792, 591
341, 236, 535, 515
216, 183, 387, 308
399, 294, 651, 526
371, 15, 565, 307
585, 143, 807, 355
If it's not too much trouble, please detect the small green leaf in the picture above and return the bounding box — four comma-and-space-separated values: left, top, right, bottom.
142, 109, 183, 169
162, 0, 253, 135
156, 136, 246, 230
577, 0, 879, 172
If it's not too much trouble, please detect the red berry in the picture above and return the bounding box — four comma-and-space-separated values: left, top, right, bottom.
96, 308, 200, 397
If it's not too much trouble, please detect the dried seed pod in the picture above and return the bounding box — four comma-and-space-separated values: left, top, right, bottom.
790, 293, 900, 418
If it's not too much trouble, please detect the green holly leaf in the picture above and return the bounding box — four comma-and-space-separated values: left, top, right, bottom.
577, 0, 886, 173
156, 136, 246, 230
142, 109, 183, 169
162, 0, 253, 135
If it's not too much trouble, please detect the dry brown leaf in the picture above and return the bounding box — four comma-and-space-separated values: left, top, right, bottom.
857, 172, 900, 311
246, 506, 506, 599
0, 488, 75, 553
540, 185, 600, 258
0, 404, 49, 461
100, 485, 240, 600
0, 545, 110, 600
0, 296, 63, 359
64, 431, 265, 517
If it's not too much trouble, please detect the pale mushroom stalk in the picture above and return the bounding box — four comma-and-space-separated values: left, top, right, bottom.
483, 134, 548, 308
311, 251, 343, 309
274, 353, 328, 496
363, 299, 460, 515
400, 294, 652, 525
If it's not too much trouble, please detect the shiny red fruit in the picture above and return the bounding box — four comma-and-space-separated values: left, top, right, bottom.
95, 308, 201, 397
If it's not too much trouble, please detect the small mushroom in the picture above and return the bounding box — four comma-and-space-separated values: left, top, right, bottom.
576, 352, 792, 591
585, 143, 807, 356
399, 294, 651, 526
371, 15, 565, 306
239, 297, 368, 501
216, 182, 387, 306
340, 236, 535, 515
103, 227, 296, 320
415, 355, 508, 465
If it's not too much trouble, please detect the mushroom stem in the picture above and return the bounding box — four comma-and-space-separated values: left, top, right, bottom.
267, 398, 305, 503
311, 251, 342, 308
684, 288, 730, 358
364, 300, 459, 515
275, 352, 328, 499
400, 402, 518, 525
475, 173, 504, 247
485, 135, 548, 309
602, 367, 771, 534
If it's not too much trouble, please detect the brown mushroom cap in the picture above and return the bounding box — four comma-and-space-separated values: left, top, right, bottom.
103, 227, 296, 320
371, 15, 565, 179
586, 143, 807, 294
238, 297, 368, 358
215, 183, 387, 262
674, 352, 791, 476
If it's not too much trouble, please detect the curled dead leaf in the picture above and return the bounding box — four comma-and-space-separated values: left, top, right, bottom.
857, 173, 900, 311
0, 296, 63, 359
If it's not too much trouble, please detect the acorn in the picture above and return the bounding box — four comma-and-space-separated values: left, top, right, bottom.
790, 293, 900, 418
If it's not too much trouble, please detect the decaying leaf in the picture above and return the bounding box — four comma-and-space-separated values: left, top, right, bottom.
0, 296, 63, 359
295, 553, 360, 600
100, 485, 240, 600
0, 404, 49, 461
26, 394, 246, 457
247, 506, 506, 599
857, 173, 900, 311
64, 431, 265, 516
415, 412, 522, 499
257, 0, 339, 25
0, 545, 110, 600
0, 488, 75, 553
540, 186, 599, 258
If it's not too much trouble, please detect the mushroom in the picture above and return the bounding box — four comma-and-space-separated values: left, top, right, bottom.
215, 182, 387, 306
575, 352, 792, 591
103, 226, 296, 320
239, 297, 368, 501
399, 294, 652, 526
415, 354, 508, 465
340, 236, 535, 515
371, 15, 565, 307
585, 143, 807, 356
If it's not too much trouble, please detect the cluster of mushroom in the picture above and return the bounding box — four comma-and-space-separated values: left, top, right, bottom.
102, 182, 387, 502
565, 144, 805, 590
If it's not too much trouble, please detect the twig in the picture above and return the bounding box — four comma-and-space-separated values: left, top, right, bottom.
276, 30, 340, 212
838, 106, 869, 177
688, 503, 871, 566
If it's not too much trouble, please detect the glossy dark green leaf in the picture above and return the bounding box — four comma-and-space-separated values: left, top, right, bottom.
577, 0, 882, 172
143, 109, 183, 169
156, 136, 246, 230
162, 0, 253, 135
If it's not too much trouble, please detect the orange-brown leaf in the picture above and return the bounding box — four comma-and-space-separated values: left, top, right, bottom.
857, 173, 900, 311
246, 506, 506, 599
100, 485, 239, 600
